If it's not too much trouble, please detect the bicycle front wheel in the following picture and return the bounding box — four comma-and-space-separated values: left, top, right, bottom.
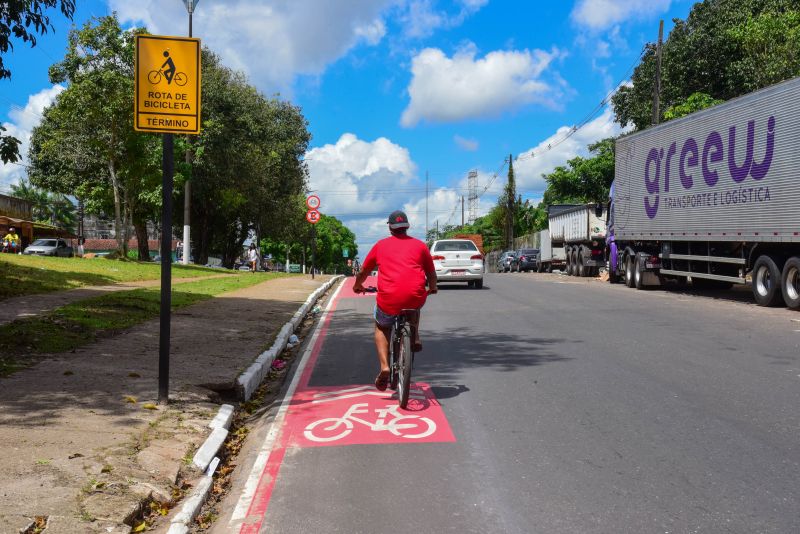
397, 326, 413, 408
147, 70, 162, 84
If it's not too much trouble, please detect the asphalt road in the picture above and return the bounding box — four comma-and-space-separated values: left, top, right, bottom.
221, 272, 800, 534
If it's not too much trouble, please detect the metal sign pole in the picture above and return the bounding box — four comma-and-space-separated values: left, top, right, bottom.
311, 224, 316, 280
158, 133, 174, 404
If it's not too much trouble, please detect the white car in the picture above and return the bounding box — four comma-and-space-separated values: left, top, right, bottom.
430, 239, 484, 289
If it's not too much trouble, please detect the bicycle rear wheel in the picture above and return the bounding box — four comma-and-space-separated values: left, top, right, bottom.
389, 324, 399, 390
397, 326, 413, 408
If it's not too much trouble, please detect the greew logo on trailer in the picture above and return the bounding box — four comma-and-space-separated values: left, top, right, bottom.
135, 35, 201, 134
643, 116, 776, 219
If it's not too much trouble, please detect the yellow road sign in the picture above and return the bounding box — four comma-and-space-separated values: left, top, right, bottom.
135, 35, 201, 134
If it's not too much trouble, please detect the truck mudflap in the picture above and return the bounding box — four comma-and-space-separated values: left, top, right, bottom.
638, 253, 661, 271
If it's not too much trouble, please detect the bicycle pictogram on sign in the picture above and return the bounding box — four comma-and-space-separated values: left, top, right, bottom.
148, 51, 188, 86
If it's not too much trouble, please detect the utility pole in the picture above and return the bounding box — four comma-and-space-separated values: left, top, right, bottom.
506, 154, 515, 250
425, 171, 429, 241
461, 196, 465, 228
435, 220, 439, 240
181, 0, 199, 264
652, 19, 664, 126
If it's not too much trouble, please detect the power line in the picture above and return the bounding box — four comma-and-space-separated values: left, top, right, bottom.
516, 44, 646, 164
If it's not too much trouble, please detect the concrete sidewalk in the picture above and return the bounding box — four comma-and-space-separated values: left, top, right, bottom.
0, 275, 333, 533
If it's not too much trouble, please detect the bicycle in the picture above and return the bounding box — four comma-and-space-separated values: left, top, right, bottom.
147, 69, 188, 86
357, 286, 418, 409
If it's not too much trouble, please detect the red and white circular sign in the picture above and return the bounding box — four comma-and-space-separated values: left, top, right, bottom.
306, 209, 321, 224
306, 194, 321, 210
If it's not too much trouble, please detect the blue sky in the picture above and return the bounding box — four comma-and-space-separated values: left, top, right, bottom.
0, 0, 695, 257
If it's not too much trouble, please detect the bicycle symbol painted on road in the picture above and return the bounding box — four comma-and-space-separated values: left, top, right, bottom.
303, 402, 437, 443
148, 50, 188, 86
287, 382, 455, 447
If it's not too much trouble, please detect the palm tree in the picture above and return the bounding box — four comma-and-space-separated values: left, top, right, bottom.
10, 179, 49, 220
10, 179, 76, 233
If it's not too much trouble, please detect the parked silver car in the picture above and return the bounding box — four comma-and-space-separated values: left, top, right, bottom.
23, 238, 74, 257
430, 238, 484, 289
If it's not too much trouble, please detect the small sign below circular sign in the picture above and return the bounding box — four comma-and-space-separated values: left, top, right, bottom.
306, 195, 321, 210
306, 209, 321, 224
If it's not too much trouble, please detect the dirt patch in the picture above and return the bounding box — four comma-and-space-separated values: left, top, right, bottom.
0, 275, 334, 533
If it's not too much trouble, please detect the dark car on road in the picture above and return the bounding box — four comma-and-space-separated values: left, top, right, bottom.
511, 248, 540, 272
496, 251, 516, 272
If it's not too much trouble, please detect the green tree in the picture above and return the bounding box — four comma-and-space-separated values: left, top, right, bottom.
613, 0, 800, 130
311, 215, 357, 273
29, 15, 160, 258
0, 1, 75, 163
9, 179, 76, 232
185, 50, 310, 267
663, 92, 724, 121
542, 138, 615, 205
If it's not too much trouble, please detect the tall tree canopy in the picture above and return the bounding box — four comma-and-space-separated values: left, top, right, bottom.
612, 0, 800, 130
0, 0, 75, 163
27, 15, 312, 266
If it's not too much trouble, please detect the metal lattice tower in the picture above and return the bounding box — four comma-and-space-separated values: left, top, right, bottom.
467, 170, 478, 224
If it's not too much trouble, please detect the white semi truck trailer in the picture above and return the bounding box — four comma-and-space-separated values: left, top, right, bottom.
549, 204, 607, 277
608, 76, 800, 308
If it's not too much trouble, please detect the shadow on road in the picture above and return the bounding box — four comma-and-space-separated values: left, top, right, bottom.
307, 308, 569, 389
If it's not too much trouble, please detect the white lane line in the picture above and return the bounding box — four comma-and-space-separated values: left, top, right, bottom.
228, 280, 344, 526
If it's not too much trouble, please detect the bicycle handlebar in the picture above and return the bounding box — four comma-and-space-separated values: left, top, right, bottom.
354, 285, 377, 294
354, 285, 437, 295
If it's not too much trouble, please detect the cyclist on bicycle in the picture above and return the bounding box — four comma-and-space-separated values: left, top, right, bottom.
353, 210, 437, 391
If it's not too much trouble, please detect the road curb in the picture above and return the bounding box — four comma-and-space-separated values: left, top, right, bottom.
236, 275, 343, 401
165, 276, 343, 531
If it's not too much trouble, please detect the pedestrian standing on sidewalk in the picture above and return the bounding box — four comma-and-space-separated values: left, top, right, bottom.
248, 243, 259, 273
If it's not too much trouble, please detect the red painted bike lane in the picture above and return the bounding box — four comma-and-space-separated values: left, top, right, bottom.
231, 277, 456, 533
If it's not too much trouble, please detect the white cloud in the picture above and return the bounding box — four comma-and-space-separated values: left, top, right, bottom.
306, 132, 495, 257
109, 0, 392, 94
454, 135, 479, 151
399, 0, 489, 39
571, 0, 671, 31
401, 44, 566, 127
0, 85, 65, 189
306, 133, 417, 219
513, 108, 625, 194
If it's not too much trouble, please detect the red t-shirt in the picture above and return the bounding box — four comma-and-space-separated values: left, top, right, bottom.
361, 234, 435, 315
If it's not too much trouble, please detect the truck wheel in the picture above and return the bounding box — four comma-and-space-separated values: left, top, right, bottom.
577, 252, 585, 277
572, 251, 579, 276
634, 257, 645, 290
624, 255, 635, 288
752, 255, 783, 306
474, 279, 483, 289
781, 257, 800, 309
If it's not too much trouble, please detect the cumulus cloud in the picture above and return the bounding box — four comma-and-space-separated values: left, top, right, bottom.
0, 85, 65, 189
401, 43, 565, 127
513, 108, 625, 194
109, 0, 392, 94
454, 135, 479, 151
306, 133, 418, 220
306, 132, 495, 256
571, 0, 671, 31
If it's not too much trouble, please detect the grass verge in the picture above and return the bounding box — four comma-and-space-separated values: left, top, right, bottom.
0, 272, 286, 376
0, 255, 230, 300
